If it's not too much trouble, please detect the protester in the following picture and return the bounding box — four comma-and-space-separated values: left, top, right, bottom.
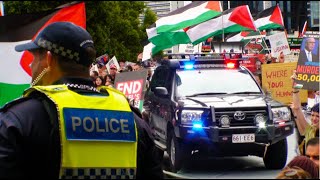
290, 71, 319, 155
146, 67, 153, 88
109, 64, 118, 83
104, 74, 114, 88
119, 60, 126, 72
90, 70, 99, 81
132, 63, 141, 71
126, 64, 133, 72
94, 76, 105, 88
305, 137, 319, 167
100, 69, 108, 79
276, 167, 314, 179
276, 155, 319, 179
278, 51, 285, 63
0, 22, 163, 179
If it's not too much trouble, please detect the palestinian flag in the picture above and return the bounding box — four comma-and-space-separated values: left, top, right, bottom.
147, 23, 191, 55
254, 5, 284, 31
226, 31, 251, 42
186, 5, 257, 45
156, 1, 222, 33
299, 20, 307, 38
0, 2, 86, 107
0, 1, 4, 16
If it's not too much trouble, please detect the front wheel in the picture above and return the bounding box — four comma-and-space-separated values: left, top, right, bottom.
167, 130, 190, 173
263, 138, 288, 169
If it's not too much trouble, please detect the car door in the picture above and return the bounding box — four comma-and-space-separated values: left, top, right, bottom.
148, 66, 172, 141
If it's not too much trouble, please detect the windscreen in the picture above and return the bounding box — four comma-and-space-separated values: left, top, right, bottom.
176, 69, 261, 97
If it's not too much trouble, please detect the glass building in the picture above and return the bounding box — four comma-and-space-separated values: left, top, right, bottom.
308, 1, 319, 29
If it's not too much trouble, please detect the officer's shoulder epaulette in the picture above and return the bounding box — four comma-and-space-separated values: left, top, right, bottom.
0, 97, 31, 112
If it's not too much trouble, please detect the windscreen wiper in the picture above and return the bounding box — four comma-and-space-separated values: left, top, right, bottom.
186, 92, 227, 97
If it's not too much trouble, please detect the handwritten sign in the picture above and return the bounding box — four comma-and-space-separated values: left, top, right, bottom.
179, 43, 195, 54
268, 32, 291, 58
261, 62, 307, 104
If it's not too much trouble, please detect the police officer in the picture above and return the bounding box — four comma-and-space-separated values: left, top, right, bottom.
0, 22, 163, 179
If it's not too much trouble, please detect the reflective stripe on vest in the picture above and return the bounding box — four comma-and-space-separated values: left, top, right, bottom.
24, 85, 138, 179
61, 168, 136, 179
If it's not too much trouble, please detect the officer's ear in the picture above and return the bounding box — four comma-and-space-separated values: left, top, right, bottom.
46, 51, 57, 69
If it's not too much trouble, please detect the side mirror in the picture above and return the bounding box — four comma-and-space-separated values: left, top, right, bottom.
154, 87, 168, 97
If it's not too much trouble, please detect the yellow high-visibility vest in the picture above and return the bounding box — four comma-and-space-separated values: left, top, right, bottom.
24, 85, 138, 179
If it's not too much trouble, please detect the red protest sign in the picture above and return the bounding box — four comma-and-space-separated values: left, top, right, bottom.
116, 79, 144, 102
114, 70, 148, 108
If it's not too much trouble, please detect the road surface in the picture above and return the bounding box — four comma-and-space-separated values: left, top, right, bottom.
163, 128, 300, 179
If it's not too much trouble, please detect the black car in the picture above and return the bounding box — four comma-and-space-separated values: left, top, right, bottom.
143, 54, 294, 173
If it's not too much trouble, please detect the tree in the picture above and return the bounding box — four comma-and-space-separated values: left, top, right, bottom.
139, 8, 157, 45
3, 1, 154, 62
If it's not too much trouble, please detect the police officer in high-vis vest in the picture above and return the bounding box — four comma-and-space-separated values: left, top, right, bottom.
0, 22, 163, 179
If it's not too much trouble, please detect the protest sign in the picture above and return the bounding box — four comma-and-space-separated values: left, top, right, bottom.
96, 53, 109, 65
114, 70, 148, 110
106, 56, 120, 73
268, 31, 291, 58
261, 62, 308, 104
294, 31, 319, 91
142, 43, 153, 61
243, 31, 267, 54
178, 43, 195, 54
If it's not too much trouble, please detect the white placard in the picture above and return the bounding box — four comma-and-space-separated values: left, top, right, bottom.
106, 56, 120, 73
268, 32, 291, 58
178, 43, 195, 54
142, 43, 154, 61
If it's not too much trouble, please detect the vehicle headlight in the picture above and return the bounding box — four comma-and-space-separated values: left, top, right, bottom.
271, 107, 291, 122
181, 110, 203, 124
255, 114, 266, 128
255, 114, 266, 123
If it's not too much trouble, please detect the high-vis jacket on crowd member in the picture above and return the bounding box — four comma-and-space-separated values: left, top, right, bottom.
24, 85, 138, 179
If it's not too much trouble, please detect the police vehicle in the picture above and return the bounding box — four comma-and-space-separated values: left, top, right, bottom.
143, 53, 294, 172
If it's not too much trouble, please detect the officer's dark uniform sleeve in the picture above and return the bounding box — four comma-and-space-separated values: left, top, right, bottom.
0, 98, 60, 178
130, 106, 164, 179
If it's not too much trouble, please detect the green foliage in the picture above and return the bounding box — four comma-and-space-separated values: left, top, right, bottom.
141, 8, 157, 31
3, 1, 157, 62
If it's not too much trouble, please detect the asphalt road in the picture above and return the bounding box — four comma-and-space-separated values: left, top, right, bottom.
163, 128, 300, 179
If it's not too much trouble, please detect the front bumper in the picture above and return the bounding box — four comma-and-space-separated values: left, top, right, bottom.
176, 121, 294, 145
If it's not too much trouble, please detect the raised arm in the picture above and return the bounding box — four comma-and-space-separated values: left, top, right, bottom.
290, 71, 309, 136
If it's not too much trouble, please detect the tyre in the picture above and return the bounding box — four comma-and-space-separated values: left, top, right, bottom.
167, 129, 189, 173
263, 138, 288, 169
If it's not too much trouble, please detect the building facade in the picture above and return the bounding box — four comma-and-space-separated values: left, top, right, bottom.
308, 1, 319, 29
139, 1, 189, 22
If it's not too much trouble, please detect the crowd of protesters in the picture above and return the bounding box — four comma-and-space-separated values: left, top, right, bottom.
89, 56, 157, 89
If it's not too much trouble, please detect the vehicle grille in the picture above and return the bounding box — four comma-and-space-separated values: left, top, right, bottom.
213, 108, 268, 127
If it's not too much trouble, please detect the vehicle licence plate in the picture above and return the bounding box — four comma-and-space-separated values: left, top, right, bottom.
232, 134, 255, 143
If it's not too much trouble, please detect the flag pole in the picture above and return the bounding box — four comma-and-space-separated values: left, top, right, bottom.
222, 2, 225, 42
